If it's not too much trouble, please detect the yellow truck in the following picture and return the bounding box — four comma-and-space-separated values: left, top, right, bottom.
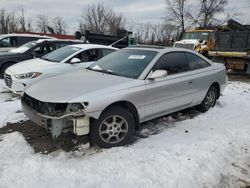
208, 31, 250, 74
174, 29, 215, 57
174, 20, 250, 74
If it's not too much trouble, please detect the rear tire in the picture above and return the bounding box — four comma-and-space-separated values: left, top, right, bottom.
197, 86, 218, 113
90, 106, 135, 148
0, 62, 15, 78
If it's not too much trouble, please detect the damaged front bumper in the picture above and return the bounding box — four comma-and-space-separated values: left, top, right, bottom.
21, 97, 90, 138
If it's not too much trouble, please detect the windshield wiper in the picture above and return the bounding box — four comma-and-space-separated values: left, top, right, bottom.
87, 67, 119, 76
41, 57, 50, 61
41, 57, 57, 62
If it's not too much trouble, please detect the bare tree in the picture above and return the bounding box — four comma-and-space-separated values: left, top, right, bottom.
196, 0, 228, 27
17, 7, 26, 32
7, 12, 18, 33
0, 9, 9, 34
26, 18, 33, 32
79, 3, 125, 35
131, 22, 177, 45
108, 14, 125, 35
36, 14, 49, 33
153, 24, 178, 45
52, 16, 67, 34
0, 9, 19, 34
165, 0, 190, 32
132, 23, 152, 44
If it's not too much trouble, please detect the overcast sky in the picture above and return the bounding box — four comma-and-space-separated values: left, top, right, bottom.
1, 0, 250, 34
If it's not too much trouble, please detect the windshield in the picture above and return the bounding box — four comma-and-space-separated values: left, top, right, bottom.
9, 41, 36, 53
41, 46, 81, 63
181, 32, 210, 41
89, 49, 158, 79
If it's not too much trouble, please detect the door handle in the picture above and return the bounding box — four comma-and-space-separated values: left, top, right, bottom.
188, 80, 193, 84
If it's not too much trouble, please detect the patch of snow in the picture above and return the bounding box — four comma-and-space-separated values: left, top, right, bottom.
0, 80, 26, 127
0, 81, 250, 187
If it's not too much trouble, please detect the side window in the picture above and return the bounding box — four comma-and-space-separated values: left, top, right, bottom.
10, 37, 18, 46
33, 43, 54, 56
101, 49, 116, 57
153, 52, 189, 75
72, 49, 100, 63
185, 52, 210, 70
33, 45, 45, 55
17, 37, 32, 46
0, 38, 10, 47
0, 37, 17, 47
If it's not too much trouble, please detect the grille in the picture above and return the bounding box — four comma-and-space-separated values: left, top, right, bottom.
175, 43, 195, 50
4, 73, 12, 88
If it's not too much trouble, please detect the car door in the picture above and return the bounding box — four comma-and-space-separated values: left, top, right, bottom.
145, 52, 195, 119
184, 52, 212, 104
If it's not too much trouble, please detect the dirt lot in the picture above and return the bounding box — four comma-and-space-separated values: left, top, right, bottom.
0, 120, 89, 154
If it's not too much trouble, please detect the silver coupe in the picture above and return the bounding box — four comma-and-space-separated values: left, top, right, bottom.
21, 46, 227, 148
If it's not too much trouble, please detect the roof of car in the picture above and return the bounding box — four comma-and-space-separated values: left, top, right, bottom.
128, 45, 166, 49
0, 33, 54, 38
35, 39, 84, 43
69, 43, 118, 50
126, 45, 198, 54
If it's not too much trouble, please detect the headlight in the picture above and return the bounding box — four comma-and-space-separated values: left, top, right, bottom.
68, 103, 85, 112
14, 72, 42, 79
67, 102, 89, 113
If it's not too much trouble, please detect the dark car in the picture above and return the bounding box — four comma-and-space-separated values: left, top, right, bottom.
0, 39, 84, 78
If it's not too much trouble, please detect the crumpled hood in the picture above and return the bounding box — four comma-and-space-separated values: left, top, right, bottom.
24, 69, 134, 103
7, 58, 58, 74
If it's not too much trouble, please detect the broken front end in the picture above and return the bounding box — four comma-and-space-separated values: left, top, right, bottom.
21, 93, 90, 138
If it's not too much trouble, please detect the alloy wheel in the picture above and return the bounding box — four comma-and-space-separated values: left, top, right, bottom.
99, 115, 129, 144
204, 90, 216, 109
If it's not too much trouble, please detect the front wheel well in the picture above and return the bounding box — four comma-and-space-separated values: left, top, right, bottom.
211, 82, 220, 99
0, 61, 16, 68
0, 61, 17, 78
101, 101, 140, 130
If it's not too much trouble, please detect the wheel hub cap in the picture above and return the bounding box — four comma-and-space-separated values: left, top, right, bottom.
205, 90, 216, 109
99, 115, 129, 144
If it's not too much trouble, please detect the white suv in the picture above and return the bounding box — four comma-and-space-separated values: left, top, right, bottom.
0, 33, 53, 52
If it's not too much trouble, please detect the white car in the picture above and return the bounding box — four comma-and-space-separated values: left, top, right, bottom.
4, 44, 117, 94
0, 33, 53, 52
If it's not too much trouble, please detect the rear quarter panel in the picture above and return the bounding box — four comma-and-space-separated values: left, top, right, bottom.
192, 63, 227, 105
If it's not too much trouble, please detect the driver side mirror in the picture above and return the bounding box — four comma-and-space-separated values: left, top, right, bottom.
148, 70, 168, 80
70, 58, 81, 64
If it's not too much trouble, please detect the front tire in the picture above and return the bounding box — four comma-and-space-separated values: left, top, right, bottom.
90, 106, 135, 148
197, 86, 218, 112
